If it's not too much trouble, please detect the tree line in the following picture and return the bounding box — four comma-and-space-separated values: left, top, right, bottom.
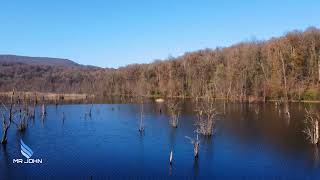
0, 27, 319, 101
103, 27, 320, 101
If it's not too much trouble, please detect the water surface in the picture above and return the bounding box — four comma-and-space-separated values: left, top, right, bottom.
0, 101, 319, 179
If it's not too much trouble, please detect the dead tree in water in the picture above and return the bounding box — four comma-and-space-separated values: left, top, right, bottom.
1, 113, 10, 144
16, 114, 27, 132
303, 109, 319, 145
254, 104, 260, 117
28, 93, 37, 120
1, 91, 14, 144
167, 100, 180, 128
195, 97, 218, 136
275, 100, 290, 121
279, 50, 290, 119
185, 132, 200, 158
169, 150, 173, 165
0, 91, 39, 144
87, 104, 93, 118
85, 98, 93, 118
284, 101, 290, 119
62, 112, 65, 125
1, 91, 30, 143
41, 96, 46, 119
139, 101, 145, 133
13, 97, 30, 131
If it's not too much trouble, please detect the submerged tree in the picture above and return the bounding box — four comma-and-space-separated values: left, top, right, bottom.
139, 100, 145, 133
16, 114, 27, 132
85, 97, 93, 119
1, 91, 15, 144
1, 91, 33, 144
185, 132, 200, 158
87, 104, 93, 118
167, 100, 180, 128
41, 96, 46, 117
303, 108, 320, 145
195, 97, 218, 136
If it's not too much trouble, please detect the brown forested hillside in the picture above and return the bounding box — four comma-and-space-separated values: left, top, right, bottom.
103, 27, 320, 101
1, 27, 320, 101
0, 55, 80, 67
0, 60, 108, 93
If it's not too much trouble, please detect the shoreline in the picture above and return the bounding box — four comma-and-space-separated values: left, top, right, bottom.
0, 92, 319, 103
0, 91, 93, 101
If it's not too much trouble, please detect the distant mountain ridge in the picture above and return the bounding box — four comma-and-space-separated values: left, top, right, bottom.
0, 55, 80, 67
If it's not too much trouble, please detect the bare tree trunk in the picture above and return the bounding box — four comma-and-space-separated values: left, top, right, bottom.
194, 133, 199, 158
303, 109, 320, 144
227, 82, 232, 101
263, 83, 266, 103
169, 151, 173, 165
318, 53, 320, 84
195, 97, 218, 136
139, 102, 144, 132
1, 91, 14, 144
185, 133, 200, 159
280, 51, 288, 102
280, 51, 290, 118
32, 101, 36, 120
314, 120, 319, 144
1, 117, 10, 144
42, 104, 46, 117
168, 100, 180, 128
259, 60, 268, 103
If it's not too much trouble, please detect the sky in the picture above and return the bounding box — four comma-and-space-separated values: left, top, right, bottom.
0, 0, 319, 68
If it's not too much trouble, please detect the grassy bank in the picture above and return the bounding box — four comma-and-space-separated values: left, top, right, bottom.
0, 91, 93, 101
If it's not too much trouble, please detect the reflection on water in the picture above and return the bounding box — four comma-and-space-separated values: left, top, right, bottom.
193, 157, 199, 177
0, 100, 319, 179
311, 146, 319, 168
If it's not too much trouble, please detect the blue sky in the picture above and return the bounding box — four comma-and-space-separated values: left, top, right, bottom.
0, 0, 319, 68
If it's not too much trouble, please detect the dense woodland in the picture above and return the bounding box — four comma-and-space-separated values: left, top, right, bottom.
1, 27, 320, 101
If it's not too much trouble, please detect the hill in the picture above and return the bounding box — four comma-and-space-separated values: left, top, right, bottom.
0, 55, 80, 67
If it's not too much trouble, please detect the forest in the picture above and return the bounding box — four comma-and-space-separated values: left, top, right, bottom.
0, 27, 320, 101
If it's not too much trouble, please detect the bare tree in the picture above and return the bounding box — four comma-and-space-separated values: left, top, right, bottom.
30, 96, 36, 120
139, 100, 145, 133
185, 132, 200, 158
303, 108, 319, 145
87, 104, 93, 118
1, 112, 10, 144
318, 50, 320, 83
1, 91, 14, 144
85, 97, 93, 118
41, 96, 47, 119
1, 91, 31, 143
167, 100, 180, 128
16, 114, 27, 132
195, 97, 218, 136
254, 104, 260, 117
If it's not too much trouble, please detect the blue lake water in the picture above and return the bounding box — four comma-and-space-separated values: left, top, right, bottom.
0, 101, 320, 179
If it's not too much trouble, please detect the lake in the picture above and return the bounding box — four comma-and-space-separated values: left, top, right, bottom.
0, 100, 320, 179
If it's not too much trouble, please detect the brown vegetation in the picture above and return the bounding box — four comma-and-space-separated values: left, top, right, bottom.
1, 91, 36, 144
1, 27, 320, 102
167, 100, 180, 128
195, 97, 218, 136
303, 108, 320, 145
0, 92, 91, 102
